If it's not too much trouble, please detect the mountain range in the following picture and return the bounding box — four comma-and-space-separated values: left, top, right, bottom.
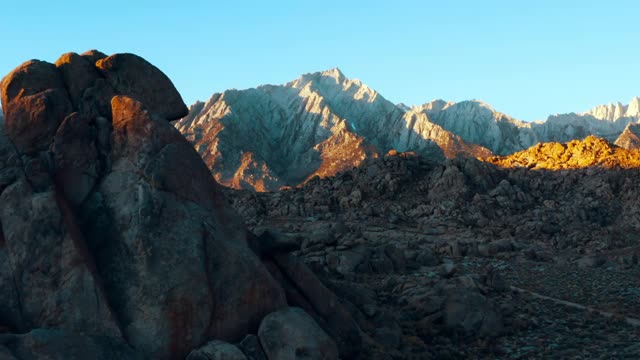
175, 68, 640, 191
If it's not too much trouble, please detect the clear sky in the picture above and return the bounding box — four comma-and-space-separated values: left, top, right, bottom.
2, 0, 639, 121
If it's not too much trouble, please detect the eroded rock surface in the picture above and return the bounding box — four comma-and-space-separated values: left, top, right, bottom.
0, 52, 356, 360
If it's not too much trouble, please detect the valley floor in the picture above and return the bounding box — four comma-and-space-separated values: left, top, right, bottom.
249, 216, 640, 359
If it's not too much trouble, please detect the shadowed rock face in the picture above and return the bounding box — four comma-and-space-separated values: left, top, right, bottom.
0, 51, 360, 360
0, 52, 292, 359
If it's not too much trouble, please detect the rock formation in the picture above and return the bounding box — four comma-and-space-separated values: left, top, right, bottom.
0, 52, 361, 359
487, 135, 640, 169
224, 140, 640, 358
615, 123, 640, 150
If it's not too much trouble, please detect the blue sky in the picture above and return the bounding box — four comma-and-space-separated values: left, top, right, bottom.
2, 0, 639, 121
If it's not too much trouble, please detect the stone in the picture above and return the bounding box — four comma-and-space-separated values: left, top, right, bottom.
384, 244, 407, 273
186, 340, 247, 360
80, 78, 118, 119
443, 288, 503, 337
251, 227, 301, 256
416, 247, 439, 266
1, 60, 73, 154
80, 49, 108, 64
78, 95, 286, 358
270, 254, 362, 358
52, 112, 99, 205
3, 88, 72, 154
96, 53, 188, 120
54, 52, 102, 110
0, 328, 142, 360
0, 177, 120, 336
576, 255, 606, 269
258, 307, 338, 360
237, 334, 267, 360
1, 60, 65, 106
440, 261, 458, 278
326, 245, 370, 275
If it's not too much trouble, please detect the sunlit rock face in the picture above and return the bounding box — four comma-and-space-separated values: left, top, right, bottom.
175, 69, 490, 191
487, 135, 640, 170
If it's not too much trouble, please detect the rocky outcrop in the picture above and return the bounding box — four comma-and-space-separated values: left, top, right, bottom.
487, 135, 640, 170
615, 123, 640, 150
258, 307, 339, 360
0, 52, 360, 360
583, 97, 640, 121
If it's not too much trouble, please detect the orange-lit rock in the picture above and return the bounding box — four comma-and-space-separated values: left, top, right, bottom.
486, 135, 640, 170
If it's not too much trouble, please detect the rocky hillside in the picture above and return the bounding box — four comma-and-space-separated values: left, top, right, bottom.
229, 139, 640, 251
177, 70, 640, 190
224, 142, 640, 358
487, 135, 640, 169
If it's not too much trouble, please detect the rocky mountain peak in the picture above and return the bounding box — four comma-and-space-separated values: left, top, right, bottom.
319, 67, 345, 81
582, 97, 640, 121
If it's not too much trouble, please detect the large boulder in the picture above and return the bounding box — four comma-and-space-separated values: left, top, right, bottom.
78, 95, 286, 358
0, 176, 121, 336
258, 307, 339, 360
268, 253, 362, 358
54, 52, 102, 110
186, 340, 247, 360
1, 60, 65, 106
80, 49, 108, 64
96, 54, 188, 120
1, 60, 72, 154
0, 51, 354, 360
443, 288, 503, 337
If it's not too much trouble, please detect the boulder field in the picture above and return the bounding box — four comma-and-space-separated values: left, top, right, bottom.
0, 51, 361, 359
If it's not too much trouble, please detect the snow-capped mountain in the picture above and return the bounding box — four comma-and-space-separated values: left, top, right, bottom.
176, 68, 489, 191
176, 68, 639, 191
